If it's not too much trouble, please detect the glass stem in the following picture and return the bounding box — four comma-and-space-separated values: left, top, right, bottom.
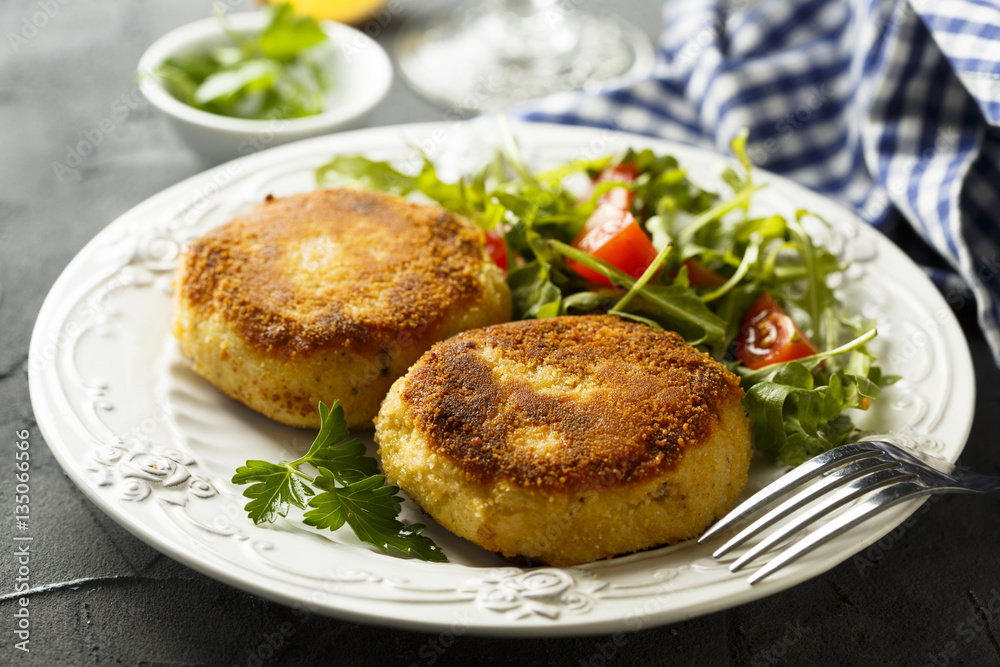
490, 0, 580, 62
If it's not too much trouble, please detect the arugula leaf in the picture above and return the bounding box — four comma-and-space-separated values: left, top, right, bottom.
744, 350, 890, 465
676, 183, 760, 244
699, 234, 760, 303
609, 242, 674, 314
534, 156, 612, 187
232, 402, 447, 562
550, 240, 726, 346
316, 155, 417, 194
744, 363, 837, 461
561, 289, 620, 315
637, 284, 727, 347
720, 129, 753, 194
231, 460, 313, 525
508, 260, 563, 319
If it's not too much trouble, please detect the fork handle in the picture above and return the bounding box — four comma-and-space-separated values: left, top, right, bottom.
952, 470, 1000, 494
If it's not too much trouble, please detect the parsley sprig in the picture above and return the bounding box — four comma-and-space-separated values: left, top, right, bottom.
232, 402, 446, 562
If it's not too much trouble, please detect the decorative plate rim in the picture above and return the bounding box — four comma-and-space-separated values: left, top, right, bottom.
28, 121, 976, 636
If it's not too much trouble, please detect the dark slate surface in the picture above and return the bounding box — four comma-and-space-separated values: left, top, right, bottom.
2, 1, 999, 665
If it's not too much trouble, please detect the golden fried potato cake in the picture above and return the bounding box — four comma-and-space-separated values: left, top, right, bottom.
375, 315, 752, 566
172, 187, 511, 429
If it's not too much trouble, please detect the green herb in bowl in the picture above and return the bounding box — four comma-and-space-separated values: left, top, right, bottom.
154, 3, 334, 120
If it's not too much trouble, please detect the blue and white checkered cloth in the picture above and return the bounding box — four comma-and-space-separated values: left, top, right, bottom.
515, 0, 1000, 364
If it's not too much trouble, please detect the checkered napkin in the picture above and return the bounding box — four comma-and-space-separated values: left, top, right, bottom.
514, 0, 1000, 363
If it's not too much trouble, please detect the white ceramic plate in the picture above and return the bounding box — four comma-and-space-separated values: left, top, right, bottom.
29, 122, 975, 636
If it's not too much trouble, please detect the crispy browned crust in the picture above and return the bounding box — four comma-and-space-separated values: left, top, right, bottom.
177, 187, 488, 358
400, 315, 745, 490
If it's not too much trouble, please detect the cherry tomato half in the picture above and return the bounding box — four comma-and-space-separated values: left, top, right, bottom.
566, 203, 659, 285
578, 163, 640, 211
735, 293, 819, 369
484, 229, 508, 273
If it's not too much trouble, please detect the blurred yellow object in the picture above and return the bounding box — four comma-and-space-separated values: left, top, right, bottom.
273, 0, 387, 25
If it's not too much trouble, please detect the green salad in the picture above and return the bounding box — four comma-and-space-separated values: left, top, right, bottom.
232, 127, 895, 562
314, 129, 895, 466
154, 4, 333, 120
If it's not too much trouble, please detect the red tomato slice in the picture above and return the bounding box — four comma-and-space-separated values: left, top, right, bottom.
735, 293, 819, 369
484, 229, 508, 273
567, 203, 658, 285
577, 163, 640, 211
682, 258, 726, 287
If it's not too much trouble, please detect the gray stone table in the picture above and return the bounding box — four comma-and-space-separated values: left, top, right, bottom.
2, 0, 999, 665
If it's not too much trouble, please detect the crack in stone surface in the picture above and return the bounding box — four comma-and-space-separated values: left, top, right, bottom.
0, 576, 129, 602
968, 589, 1000, 660
0, 354, 28, 381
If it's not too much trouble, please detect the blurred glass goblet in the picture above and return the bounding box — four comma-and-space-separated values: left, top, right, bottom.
395, 0, 655, 112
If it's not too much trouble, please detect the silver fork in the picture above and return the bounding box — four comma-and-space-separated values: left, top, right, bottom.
697, 440, 1000, 584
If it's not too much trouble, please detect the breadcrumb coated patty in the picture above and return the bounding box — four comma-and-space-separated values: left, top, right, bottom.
173, 187, 512, 428
375, 315, 753, 566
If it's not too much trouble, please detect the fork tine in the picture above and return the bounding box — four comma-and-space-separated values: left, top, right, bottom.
712, 457, 898, 558
747, 480, 931, 584
698, 442, 882, 544
729, 467, 915, 572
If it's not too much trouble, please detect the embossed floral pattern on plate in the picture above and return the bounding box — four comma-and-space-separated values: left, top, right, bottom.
28, 122, 975, 635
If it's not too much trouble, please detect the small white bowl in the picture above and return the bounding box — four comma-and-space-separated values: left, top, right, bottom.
138, 12, 393, 163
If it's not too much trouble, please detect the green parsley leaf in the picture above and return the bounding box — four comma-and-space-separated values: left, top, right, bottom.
305, 471, 447, 562
231, 460, 313, 525
297, 401, 379, 483
232, 401, 447, 562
